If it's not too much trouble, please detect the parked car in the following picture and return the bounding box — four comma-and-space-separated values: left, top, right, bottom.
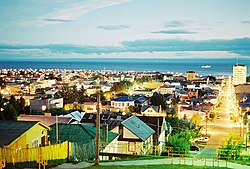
194, 137, 209, 143
190, 145, 200, 151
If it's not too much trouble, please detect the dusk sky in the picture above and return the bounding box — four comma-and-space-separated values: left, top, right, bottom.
1, 0, 250, 60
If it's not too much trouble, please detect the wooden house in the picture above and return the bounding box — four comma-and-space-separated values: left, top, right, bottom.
109, 116, 155, 155
0, 121, 50, 149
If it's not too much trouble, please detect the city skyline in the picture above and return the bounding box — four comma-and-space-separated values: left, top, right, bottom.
1, 0, 250, 60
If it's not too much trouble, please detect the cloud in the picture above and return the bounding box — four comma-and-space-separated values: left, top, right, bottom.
165, 21, 187, 28
151, 29, 198, 34
44, 19, 73, 23
241, 20, 250, 24
97, 25, 130, 30
20, 0, 131, 26
1, 37, 250, 57
121, 38, 250, 55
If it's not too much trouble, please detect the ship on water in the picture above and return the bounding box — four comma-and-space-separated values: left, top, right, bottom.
201, 65, 212, 69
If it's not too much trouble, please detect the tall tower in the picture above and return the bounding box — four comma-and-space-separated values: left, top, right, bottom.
232, 64, 247, 85
186, 71, 196, 81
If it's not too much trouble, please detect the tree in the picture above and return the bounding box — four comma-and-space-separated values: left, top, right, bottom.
166, 115, 179, 134
0, 94, 4, 110
190, 114, 202, 125
18, 97, 26, 114
0, 77, 6, 89
9, 95, 17, 106
127, 105, 136, 114
243, 111, 250, 125
247, 76, 250, 82
90, 81, 98, 85
171, 94, 180, 107
3, 103, 17, 120
35, 88, 46, 94
150, 92, 166, 110
111, 81, 133, 94
167, 130, 192, 154
219, 131, 244, 160
55, 85, 84, 104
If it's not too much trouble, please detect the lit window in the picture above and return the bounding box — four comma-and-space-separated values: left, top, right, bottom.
128, 142, 136, 152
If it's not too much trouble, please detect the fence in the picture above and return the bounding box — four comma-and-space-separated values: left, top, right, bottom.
0, 141, 71, 164
168, 156, 229, 168
71, 139, 95, 161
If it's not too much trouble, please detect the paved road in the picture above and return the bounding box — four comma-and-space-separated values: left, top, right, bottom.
198, 78, 240, 157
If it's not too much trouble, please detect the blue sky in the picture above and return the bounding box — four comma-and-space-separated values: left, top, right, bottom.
0, 0, 250, 60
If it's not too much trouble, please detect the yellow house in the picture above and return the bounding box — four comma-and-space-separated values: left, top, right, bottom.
0, 121, 50, 150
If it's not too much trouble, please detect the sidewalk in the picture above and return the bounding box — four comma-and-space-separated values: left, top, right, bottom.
100, 157, 249, 169
52, 161, 94, 169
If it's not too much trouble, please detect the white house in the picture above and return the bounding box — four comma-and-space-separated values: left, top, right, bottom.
159, 85, 175, 94
111, 96, 135, 112
109, 116, 155, 155
30, 97, 63, 113
138, 116, 169, 155
83, 102, 98, 113
141, 105, 163, 116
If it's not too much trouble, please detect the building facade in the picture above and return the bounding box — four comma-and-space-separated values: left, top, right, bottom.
233, 64, 247, 85
186, 71, 196, 81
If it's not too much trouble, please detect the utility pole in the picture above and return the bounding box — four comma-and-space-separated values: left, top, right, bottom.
206, 115, 208, 136
56, 115, 58, 143
95, 93, 100, 165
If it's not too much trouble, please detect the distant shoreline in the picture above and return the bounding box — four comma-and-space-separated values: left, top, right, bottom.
0, 58, 249, 76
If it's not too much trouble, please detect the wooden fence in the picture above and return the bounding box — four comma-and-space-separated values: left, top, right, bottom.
0, 141, 71, 164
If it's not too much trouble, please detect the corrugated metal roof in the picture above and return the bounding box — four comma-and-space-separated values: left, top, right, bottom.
121, 116, 155, 141
17, 114, 72, 126
0, 121, 37, 147
141, 105, 160, 113
112, 96, 135, 102
49, 124, 118, 144
137, 116, 165, 132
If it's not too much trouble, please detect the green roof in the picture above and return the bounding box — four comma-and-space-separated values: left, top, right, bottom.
122, 116, 155, 141
49, 124, 118, 144
0, 121, 38, 147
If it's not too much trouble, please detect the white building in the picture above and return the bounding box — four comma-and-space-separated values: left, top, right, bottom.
111, 96, 135, 112
30, 97, 63, 113
233, 64, 247, 85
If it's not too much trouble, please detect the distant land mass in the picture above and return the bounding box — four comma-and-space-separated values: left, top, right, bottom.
0, 58, 249, 76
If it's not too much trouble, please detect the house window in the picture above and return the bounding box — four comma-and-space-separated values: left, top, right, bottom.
122, 103, 124, 107
128, 142, 136, 152
127, 103, 130, 106
32, 139, 39, 148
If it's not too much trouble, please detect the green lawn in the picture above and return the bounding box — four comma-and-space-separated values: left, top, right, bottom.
85, 164, 229, 169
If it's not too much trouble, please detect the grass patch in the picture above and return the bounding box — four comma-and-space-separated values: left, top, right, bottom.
85, 164, 229, 169
229, 159, 250, 166
100, 155, 168, 162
